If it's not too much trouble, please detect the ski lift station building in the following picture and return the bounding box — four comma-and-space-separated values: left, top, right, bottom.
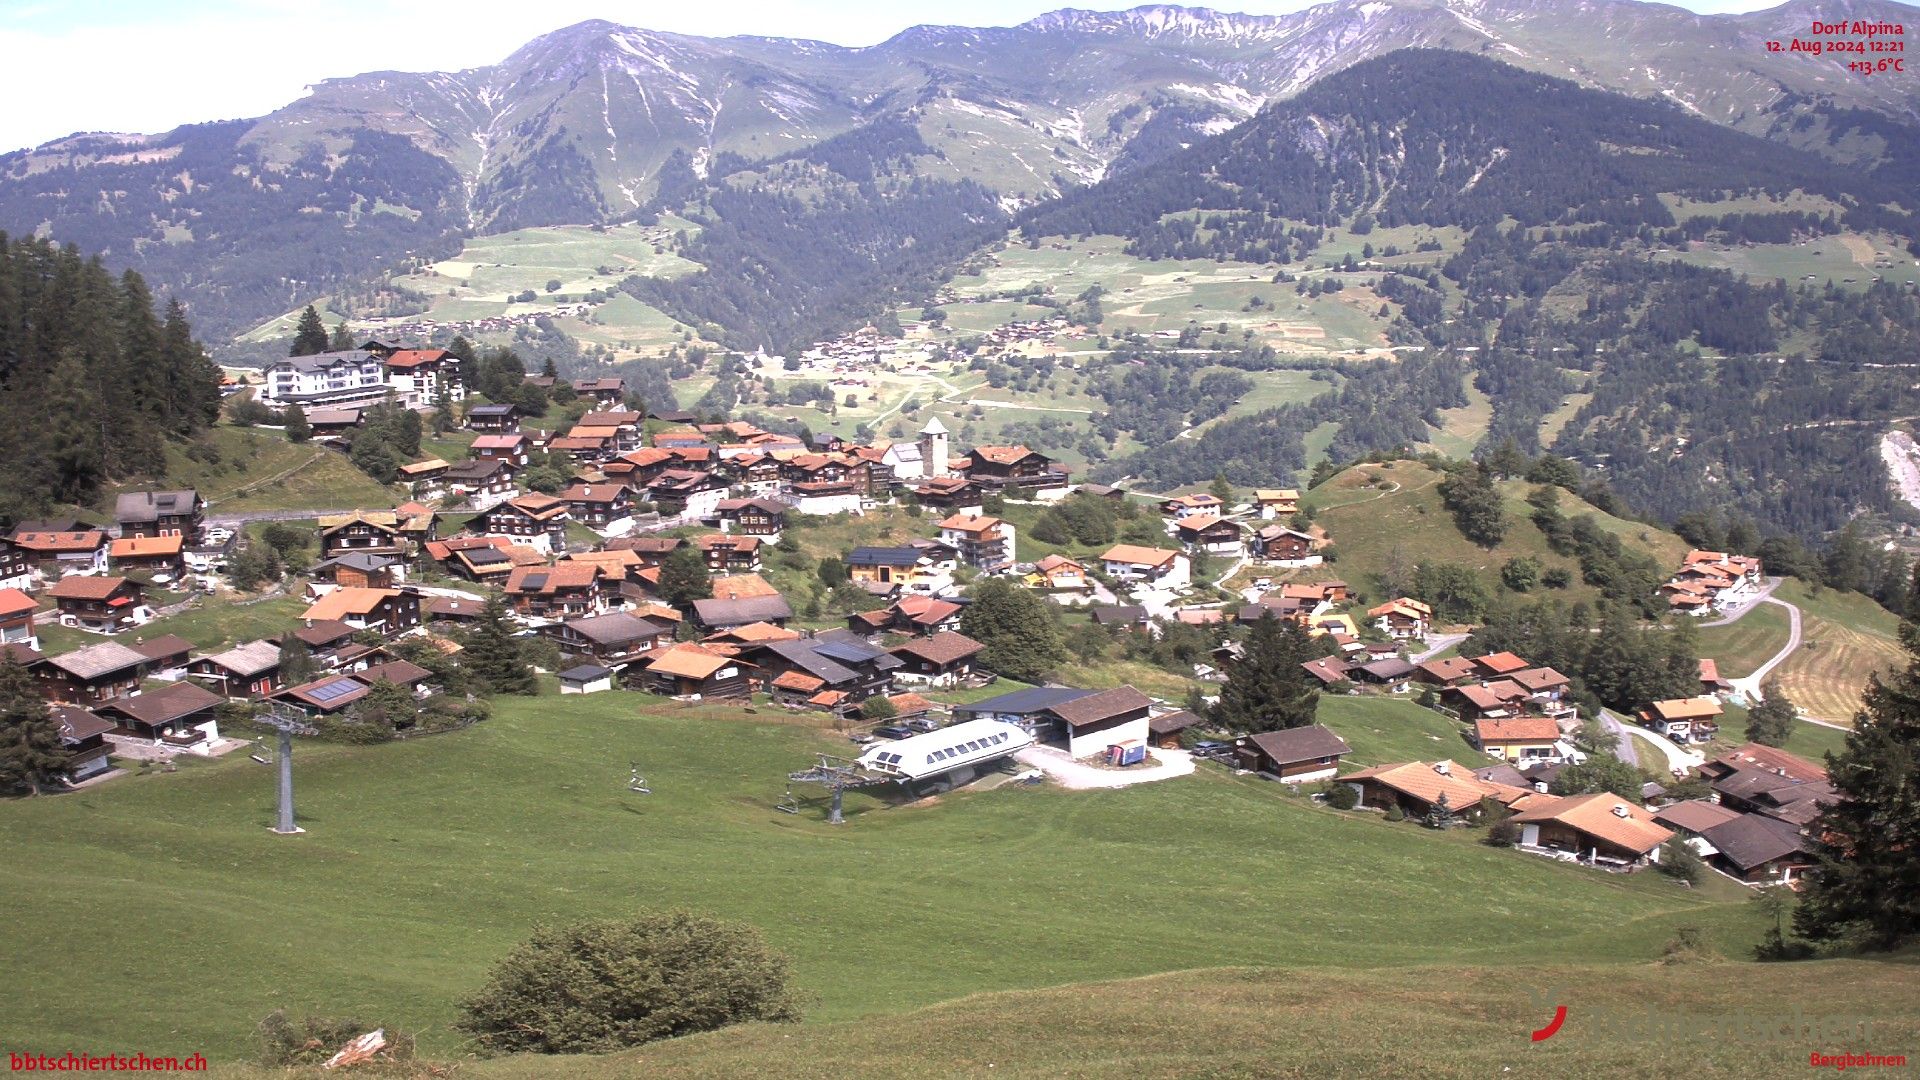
857, 719, 1033, 791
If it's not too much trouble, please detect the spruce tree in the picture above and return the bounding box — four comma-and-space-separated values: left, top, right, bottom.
1744, 679, 1797, 747
0, 658, 67, 795
290, 305, 330, 357
658, 545, 713, 609
957, 578, 1066, 683
282, 403, 311, 444
1794, 624, 1920, 950
329, 321, 354, 352
464, 596, 538, 696
1210, 615, 1322, 734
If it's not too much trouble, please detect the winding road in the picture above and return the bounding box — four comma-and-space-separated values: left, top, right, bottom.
1696, 578, 1805, 703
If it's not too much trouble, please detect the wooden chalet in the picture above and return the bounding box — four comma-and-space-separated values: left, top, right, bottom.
1231, 725, 1352, 782
47, 576, 149, 634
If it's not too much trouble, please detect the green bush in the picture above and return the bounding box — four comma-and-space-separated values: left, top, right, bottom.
1322, 783, 1358, 810
459, 912, 800, 1055
1385, 803, 1406, 822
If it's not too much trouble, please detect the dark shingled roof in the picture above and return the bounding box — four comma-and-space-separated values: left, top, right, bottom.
956, 686, 1099, 716
692, 595, 794, 628
890, 631, 984, 666
1047, 686, 1154, 729
1147, 710, 1205, 736
1240, 724, 1352, 766
1700, 814, 1808, 871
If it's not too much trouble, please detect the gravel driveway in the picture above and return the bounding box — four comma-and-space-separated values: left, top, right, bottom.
1014, 744, 1195, 789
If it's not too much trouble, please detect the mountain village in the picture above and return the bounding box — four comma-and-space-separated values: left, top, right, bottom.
0, 338, 1829, 891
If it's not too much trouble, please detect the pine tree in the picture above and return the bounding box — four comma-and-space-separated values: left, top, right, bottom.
1210, 616, 1322, 734
290, 305, 330, 357
0, 658, 66, 795
1209, 472, 1233, 503
957, 578, 1066, 683
1745, 679, 1798, 747
329, 321, 354, 351
464, 596, 538, 696
658, 545, 713, 609
282, 403, 311, 444
277, 633, 316, 688
1794, 623, 1920, 949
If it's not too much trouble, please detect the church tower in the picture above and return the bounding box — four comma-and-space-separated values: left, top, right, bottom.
918, 415, 951, 478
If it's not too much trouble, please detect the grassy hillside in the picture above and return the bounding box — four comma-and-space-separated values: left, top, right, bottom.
198, 957, 1920, 1079
0, 691, 1771, 1062
97, 425, 395, 517
1304, 461, 1690, 613
1769, 579, 1906, 724
1696, 601, 1793, 680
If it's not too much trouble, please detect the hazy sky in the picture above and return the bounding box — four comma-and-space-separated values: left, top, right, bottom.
0, 0, 1788, 152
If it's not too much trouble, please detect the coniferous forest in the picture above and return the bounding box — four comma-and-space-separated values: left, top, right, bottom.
0, 234, 223, 517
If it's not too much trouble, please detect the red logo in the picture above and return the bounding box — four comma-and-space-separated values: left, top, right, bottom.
1531, 1005, 1568, 1042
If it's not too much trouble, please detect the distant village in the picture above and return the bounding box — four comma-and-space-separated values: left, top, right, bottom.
3, 341, 1820, 890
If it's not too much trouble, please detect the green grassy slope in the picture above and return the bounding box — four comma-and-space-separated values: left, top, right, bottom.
1306, 461, 1690, 612
205, 957, 1920, 1080
0, 692, 1769, 1061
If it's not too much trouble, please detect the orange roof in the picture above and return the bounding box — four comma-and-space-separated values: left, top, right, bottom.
1475, 717, 1562, 744
0, 588, 34, 618
970, 445, 1037, 466
645, 643, 735, 680
398, 458, 451, 476
1344, 760, 1536, 809
1473, 651, 1529, 674
1644, 697, 1723, 722
1175, 513, 1230, 533
383, 348, 450, 369
564, 550, 644, 573
1368, 598, 1433, 619
772, 670, 826, 692
937, 513, 1005, 534
425, 535, 510, 560
48, 575, 134, 600
708, 621, 797, 643
12, 530, 105, 553
1100, 544, 1179, 567
301, 587, 401, 622
110, 535, 184, 558
503, 494, 569, 520
632, 602, 682, 623
567, 426, 619, 439
710, 573, 779, 600
1510, 793, 1673, 856
1035, 554, 1083, 572
807, 690, 849, 707
887, 692, 936, 714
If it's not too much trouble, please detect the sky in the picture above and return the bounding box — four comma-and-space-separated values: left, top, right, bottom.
0, 0, 1791, 152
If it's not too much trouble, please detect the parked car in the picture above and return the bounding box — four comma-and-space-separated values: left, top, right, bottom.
872, 724, 914, 741
847, 732, 876, 745
1192, 740, 1231, 758
905, 717, 942, 733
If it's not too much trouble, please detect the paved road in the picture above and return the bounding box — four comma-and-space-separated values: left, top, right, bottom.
1726, 597, 1804, 701
1699, 577, 1784, 627
1592, 710, 1640, 768
1409, 634, 1469, 665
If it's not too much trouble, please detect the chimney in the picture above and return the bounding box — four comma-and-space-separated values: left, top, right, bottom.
1612, 804, 1631, 818
1432, 761, 1450, 775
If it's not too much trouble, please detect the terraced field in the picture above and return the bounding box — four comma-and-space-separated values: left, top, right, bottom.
1768, 581, 1905, 724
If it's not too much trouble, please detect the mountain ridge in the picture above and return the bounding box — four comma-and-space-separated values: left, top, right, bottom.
2, 0, 1916, 342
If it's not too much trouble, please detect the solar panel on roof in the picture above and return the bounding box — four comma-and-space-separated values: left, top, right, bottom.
307, 679, 362, 703
466, 549, 509, 564
814, 640, 881, 663
521, 573, 549, 590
